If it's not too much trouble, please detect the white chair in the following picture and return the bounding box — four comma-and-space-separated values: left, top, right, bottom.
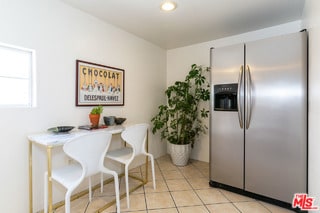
44, 132, 120, 213
105, 123, 156, 208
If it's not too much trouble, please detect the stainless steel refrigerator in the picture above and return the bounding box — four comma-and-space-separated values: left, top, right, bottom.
209, 31, 307, 205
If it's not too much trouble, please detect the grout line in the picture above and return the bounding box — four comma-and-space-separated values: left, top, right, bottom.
257, 201, 274, 213
231, 202, 243, 213
83, 201, 89, 213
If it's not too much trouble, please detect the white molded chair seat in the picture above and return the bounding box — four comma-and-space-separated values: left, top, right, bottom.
105, 123, 156, 208
44, 131, 120, 213
51, 164, 83, 189
106, 147, 133, 163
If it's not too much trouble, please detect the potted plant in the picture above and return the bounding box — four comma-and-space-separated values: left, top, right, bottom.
151, 64, 210, 166
89, 105, 103, 128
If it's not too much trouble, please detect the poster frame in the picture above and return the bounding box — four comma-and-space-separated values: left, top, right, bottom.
76, 60, 125, 106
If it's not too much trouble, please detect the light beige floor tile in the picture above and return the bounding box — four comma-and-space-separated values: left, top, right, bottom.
188, 177, 211, 189
129, 172, 143, 179
148, 208, 178, 213
166, 178, 192, 191
100, 209, 117, 213
162, 170, 184, 180
119, 176, 144, 195
201, 170, 210, 179
220, 190, 255, 202
156, 154, 171, 161
190, 160, 209, 169
234, 201, 270, 213
190, 161, 209, 178
196, 188, 230, 204
142, 170, 164, 181
128, 177, 145, 194
157, 157, 180, 171
177, 164, 196, 173
93, 182, 117, 197
159, 162, 180, 171
54, 197, 89, 213
179, 167, 205, 179
119, 193, 146, 212
171, 190, 203, 207
260, 201, 296, 213
156, 155, 172, 165
130, 185, 144, 194
140, 164, 163, 181
178, 205, 209, 213
144, 179, 168, 193
140, 164, 161, 174
129, 166, 141, 173
156, 160, 171, 166
86, 196, 116, 213
142, 165, 161, 173
206, 203, 240, 213
100, 206, 117, 213
179, 163, 195, 169
145, 192, 176, 209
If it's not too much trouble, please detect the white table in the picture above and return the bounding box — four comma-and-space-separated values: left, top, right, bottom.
28, 126, 125, 213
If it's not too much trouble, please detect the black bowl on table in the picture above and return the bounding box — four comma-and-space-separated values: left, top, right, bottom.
48, 126, 74, 133
104, 116, 115, 126
115, 117, 126, 125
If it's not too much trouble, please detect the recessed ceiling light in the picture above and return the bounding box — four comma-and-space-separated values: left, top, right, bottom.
161, 1, 177, 12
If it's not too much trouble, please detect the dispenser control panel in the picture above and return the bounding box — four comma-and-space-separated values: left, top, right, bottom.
214, 83, 238, 111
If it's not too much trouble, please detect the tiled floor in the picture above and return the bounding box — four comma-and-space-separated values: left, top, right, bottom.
54, 155, 294, 213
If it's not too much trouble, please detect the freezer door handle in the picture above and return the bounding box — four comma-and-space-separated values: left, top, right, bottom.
237, 65, 244, 129
246, 65, 253, 129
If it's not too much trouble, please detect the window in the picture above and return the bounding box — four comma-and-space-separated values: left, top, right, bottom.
0, 43, 36, 107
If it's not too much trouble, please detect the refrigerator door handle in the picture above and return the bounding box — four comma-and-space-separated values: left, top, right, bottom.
246, 65, 253, 129
237, 65, 244, 129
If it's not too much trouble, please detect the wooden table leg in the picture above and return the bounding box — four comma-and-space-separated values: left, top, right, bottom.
46, 146, 53, 213
145, 130, 149, 183
29, 141, 33, 213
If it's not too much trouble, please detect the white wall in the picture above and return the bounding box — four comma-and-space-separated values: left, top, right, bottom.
167, 21, 302, 162
0, 0, 167, 212
302, 0, 320, 210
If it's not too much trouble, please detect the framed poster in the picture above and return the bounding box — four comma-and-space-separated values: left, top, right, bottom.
76, 60, 124, 106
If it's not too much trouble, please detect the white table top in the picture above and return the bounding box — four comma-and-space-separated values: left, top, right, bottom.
28, 125, 125, 147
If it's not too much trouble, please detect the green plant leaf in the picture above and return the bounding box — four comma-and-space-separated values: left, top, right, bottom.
150, 64, 210, 146
90, 105, 103, 114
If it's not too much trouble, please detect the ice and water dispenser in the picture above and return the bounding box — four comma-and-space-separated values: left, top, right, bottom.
214, 83, 238, 111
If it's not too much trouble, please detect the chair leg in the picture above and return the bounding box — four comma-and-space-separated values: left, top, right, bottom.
100, 168, 120, 213
147, 154, 156, 189
125, 164, 130, 208
112, 172, 120, 213
100, 172, 104, 193
65, 191, 72, 213
151, 156, 156, 189
44, 172, 48, 213
88, 177, 92, 202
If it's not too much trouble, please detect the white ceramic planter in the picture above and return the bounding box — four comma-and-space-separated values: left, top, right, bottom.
169, 143, 191, 166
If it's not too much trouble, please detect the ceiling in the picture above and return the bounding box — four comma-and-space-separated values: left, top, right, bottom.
61, 0, 305, 49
